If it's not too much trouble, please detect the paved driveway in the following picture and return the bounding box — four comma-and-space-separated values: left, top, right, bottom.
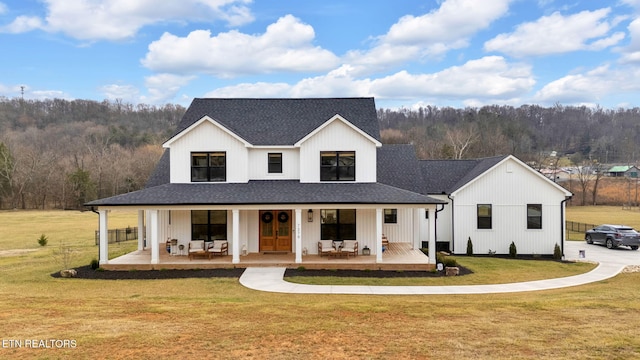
239, 240, 638, 295
565, 239, 640, 265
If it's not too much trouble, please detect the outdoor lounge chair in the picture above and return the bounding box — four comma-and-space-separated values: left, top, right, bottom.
188, 240, 206, 260
318, 240, 335, 256
207, 240, 229, 258
340, 240, 358, 258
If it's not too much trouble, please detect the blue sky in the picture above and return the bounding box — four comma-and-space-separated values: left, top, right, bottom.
1, 0, 640, 109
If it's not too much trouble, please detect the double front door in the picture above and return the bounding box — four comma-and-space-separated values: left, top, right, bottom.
259, 210, 292, 252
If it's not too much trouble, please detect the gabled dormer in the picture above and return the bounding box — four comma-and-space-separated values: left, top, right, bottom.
295, 114, 382, 183
155, 98, 382, 185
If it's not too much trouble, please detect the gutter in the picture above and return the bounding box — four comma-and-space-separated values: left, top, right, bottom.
560, 195, 572, 258
435, 202, 446, 250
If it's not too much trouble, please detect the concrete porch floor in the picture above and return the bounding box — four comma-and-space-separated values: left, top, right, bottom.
103, 242, 434, 271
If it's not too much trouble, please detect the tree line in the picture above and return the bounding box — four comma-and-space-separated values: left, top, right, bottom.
1, 98, 639, 210
0, 97, 184, 210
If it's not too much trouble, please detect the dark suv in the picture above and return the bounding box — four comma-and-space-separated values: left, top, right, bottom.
585, 224, 640, 250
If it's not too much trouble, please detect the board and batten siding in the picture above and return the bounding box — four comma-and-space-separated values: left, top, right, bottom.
248, 148, 300, 180
168, 120, 249, 183
451, 157, 568, 255
298, 119, 378, 183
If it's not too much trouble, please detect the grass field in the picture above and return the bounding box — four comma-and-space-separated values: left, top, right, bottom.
1, 209, 639, 359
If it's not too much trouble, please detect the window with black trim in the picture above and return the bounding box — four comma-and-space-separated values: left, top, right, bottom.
477, 204, 492, 229
191, 210, 227, 241
527, 204, 542, 229
320, 151, 355, 181
320, 209, 356, 240
191, 152, 226, 182
384, 209, 397, 224
268, 153, 282, 174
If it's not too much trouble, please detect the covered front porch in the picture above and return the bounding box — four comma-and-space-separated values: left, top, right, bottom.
102, 242, 434, 271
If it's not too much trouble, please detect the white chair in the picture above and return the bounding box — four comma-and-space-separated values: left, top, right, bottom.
341, 240, 358, 258
317, 240, 335, 256
207, 240, 228, 258
188, 240, 206, 260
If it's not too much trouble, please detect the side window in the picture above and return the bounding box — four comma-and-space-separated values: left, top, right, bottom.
268, 153, 282, 174
477, 204, 492, 229
384, 209, 397, 224
527, 204, 542, 229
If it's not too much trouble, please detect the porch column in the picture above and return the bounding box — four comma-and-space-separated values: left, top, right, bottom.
376, 208, 383, 263
150, 210, 159, 264
427, 206, 436, 264
99, 210, 109, 265
232, 209, 240, 264
137, 210, 145, 251
295, 208, 302, 263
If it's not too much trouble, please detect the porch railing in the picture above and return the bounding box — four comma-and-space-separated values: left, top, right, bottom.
95, 227, 138, 245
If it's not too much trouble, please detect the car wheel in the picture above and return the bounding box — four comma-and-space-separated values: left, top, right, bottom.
632, 246, 639, 251
586, 235, 593, 244
606, 238, 615, 249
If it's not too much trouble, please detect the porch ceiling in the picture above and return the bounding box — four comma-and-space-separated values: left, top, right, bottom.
86, 180, 445, 207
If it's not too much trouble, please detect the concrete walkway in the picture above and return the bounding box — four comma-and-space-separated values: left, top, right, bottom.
239, 241, 637, 295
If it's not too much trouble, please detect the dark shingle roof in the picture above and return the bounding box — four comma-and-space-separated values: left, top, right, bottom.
145, 149, 170, 188
377, 144, 425, 194
170, 98, 380, 145
421, 155, 508, 194
86, 181, 445, 206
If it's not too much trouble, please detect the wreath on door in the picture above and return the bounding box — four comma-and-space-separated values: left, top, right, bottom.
261, 211, 273, 223
278, 211, 289, 223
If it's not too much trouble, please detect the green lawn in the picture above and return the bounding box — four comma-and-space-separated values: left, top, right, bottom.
1, 209, 639, 359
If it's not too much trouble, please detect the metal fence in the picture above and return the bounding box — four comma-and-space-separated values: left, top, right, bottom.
565, 221, 597, 234
95, 227, 138, 245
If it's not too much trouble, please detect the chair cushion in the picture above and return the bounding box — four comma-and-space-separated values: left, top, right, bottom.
208, 240, 227, 252
189, 240, 205, 251
319, 240, 334, 251
342, 240, 357, 250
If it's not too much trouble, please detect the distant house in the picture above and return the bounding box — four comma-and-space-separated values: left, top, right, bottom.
540, 168, 571, 182
87, 97, 573, 269
607, 165, 640, 178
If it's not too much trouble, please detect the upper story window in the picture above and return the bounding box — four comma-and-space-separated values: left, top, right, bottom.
320, 151, 355, 181
191, 152, 226, 182
268, 153, 282, 174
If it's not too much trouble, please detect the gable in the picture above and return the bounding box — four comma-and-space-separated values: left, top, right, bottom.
451, 156, 572, 200
163, 116, 251, 148
170, 98, 380, 146
295, 115, 382, 147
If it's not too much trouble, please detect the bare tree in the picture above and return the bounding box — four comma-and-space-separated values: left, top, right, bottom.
445, 124, 479, 159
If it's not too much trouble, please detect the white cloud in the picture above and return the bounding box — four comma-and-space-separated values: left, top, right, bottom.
99, 84, 140, 102
369, 56, 534, 99
346, 0, 511, 71
485, 8, 625, 57
142, 73, 196, 104
203, 56, 534, 103
533, 65, 640, 104
0, 0, 254, 41
141, 15, 340, 77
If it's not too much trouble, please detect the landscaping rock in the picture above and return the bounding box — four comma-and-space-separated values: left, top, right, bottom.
59, 269, 77, 278
445, 267, 459, 276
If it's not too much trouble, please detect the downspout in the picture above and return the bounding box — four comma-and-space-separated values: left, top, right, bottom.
435, 202, 446, 251
90, 206, 101, 263
560, 195, 572, 258
447, 194, 455, 253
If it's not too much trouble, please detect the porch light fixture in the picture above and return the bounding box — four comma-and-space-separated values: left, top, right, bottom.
307, 209, 313, 222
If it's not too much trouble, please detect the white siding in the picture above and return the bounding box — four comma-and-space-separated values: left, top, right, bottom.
248, 148, 300, 180
451, 158, 568, 255
298, 120, 378, 183
168, 120, 249, 183
382, 208, 414, 244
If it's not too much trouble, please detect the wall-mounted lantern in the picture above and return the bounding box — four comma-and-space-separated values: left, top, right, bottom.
307, 209, 313, 222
